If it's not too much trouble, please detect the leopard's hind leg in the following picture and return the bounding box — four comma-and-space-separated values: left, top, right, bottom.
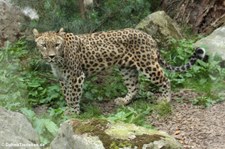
138, 62, 171, 102
114, 68, 139, 105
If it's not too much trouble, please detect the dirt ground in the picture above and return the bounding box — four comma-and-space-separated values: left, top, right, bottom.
148, 89, 225, 149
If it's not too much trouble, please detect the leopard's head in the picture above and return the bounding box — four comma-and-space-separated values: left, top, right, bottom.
33, 28, 65, 65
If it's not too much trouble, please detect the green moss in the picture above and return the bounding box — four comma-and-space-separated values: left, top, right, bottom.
72, 119, 108, 134
132, 134, 163, 148
110, 141, 132, 149
71, 119, 168, 149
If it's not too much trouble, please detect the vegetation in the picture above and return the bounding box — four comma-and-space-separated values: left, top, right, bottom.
162, 39, 225, 106
13, 0, 153, 33
1, 0, 225, 146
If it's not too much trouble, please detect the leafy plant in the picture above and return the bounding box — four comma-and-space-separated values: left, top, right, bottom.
104, 101, 152, 127
24, 71, 64, 107
161, 39, 225, 106
0, 41, 28, 110
83, 68, 127, 102
20, 108, 59, 145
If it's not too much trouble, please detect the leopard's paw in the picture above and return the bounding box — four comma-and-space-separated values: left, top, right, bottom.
114, 97, 130, 105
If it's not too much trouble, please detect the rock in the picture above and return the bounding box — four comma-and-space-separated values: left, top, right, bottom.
0, 0, 38, 47
135, 11, 183, 48
0, 0, 23, 47
194, 26, 225, 60
51, 119, 182, 149
0, 108, 40, 149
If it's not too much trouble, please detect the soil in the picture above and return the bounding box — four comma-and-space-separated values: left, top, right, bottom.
94, 100, 117, 114
148, 89, 225, 149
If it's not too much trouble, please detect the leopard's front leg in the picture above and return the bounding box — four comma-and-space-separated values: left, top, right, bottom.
61, 71, 85, 114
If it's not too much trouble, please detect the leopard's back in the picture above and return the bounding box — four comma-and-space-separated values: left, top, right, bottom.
69, 29, 158, 75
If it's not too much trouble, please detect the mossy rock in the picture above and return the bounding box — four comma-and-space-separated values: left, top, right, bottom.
136, 11, 183, 49
51, 118, 182, 149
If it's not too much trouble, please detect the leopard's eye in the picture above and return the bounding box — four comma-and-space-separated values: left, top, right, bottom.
55, 43, 60, 47
41, 43, 46, 48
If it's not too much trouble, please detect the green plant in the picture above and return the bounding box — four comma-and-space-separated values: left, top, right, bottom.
78, 103, 102, 119
161, 39, 225, 106
104, 100, 152, 127
83, 68, 127, 102
20, 108, 59, 145
24, 71, 65, 107
0, 41, 28, 110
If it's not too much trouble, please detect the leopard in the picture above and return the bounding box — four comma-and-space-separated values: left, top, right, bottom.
33, 28, 206, 114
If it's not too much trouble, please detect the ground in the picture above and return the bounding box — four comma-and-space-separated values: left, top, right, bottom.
96, 89, 225, 149
148, 90, 225, 149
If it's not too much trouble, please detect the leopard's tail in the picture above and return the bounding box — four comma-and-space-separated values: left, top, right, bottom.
158, 47, 206, 72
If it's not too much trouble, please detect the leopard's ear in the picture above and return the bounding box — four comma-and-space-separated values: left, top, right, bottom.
33, 28, 39, 38
58, 28, 65, 36
59, 28, 64, 32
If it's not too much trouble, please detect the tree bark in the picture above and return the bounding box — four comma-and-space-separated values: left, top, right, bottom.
161, 0, 225, 34
79, 0, 85, 19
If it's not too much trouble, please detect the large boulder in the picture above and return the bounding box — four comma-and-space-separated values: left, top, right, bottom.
136, 11, 183, 48
0, 108, 40, 149
194, 26, 225, 60
51, 119, 182, 149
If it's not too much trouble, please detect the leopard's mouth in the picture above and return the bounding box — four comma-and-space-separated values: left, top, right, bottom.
43, 57, 55, 64
47, 59, 56, 64
48, 59, 55, 63
46, 57, 63, 65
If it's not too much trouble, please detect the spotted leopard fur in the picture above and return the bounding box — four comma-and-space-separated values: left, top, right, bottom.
33, 28, 206, 114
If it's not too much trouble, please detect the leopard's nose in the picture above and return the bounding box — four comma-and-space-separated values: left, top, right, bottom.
49, 55, 55, 59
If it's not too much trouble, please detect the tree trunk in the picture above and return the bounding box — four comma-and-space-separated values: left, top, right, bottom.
161, 0, 225, 34
79, 0, 85, 19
